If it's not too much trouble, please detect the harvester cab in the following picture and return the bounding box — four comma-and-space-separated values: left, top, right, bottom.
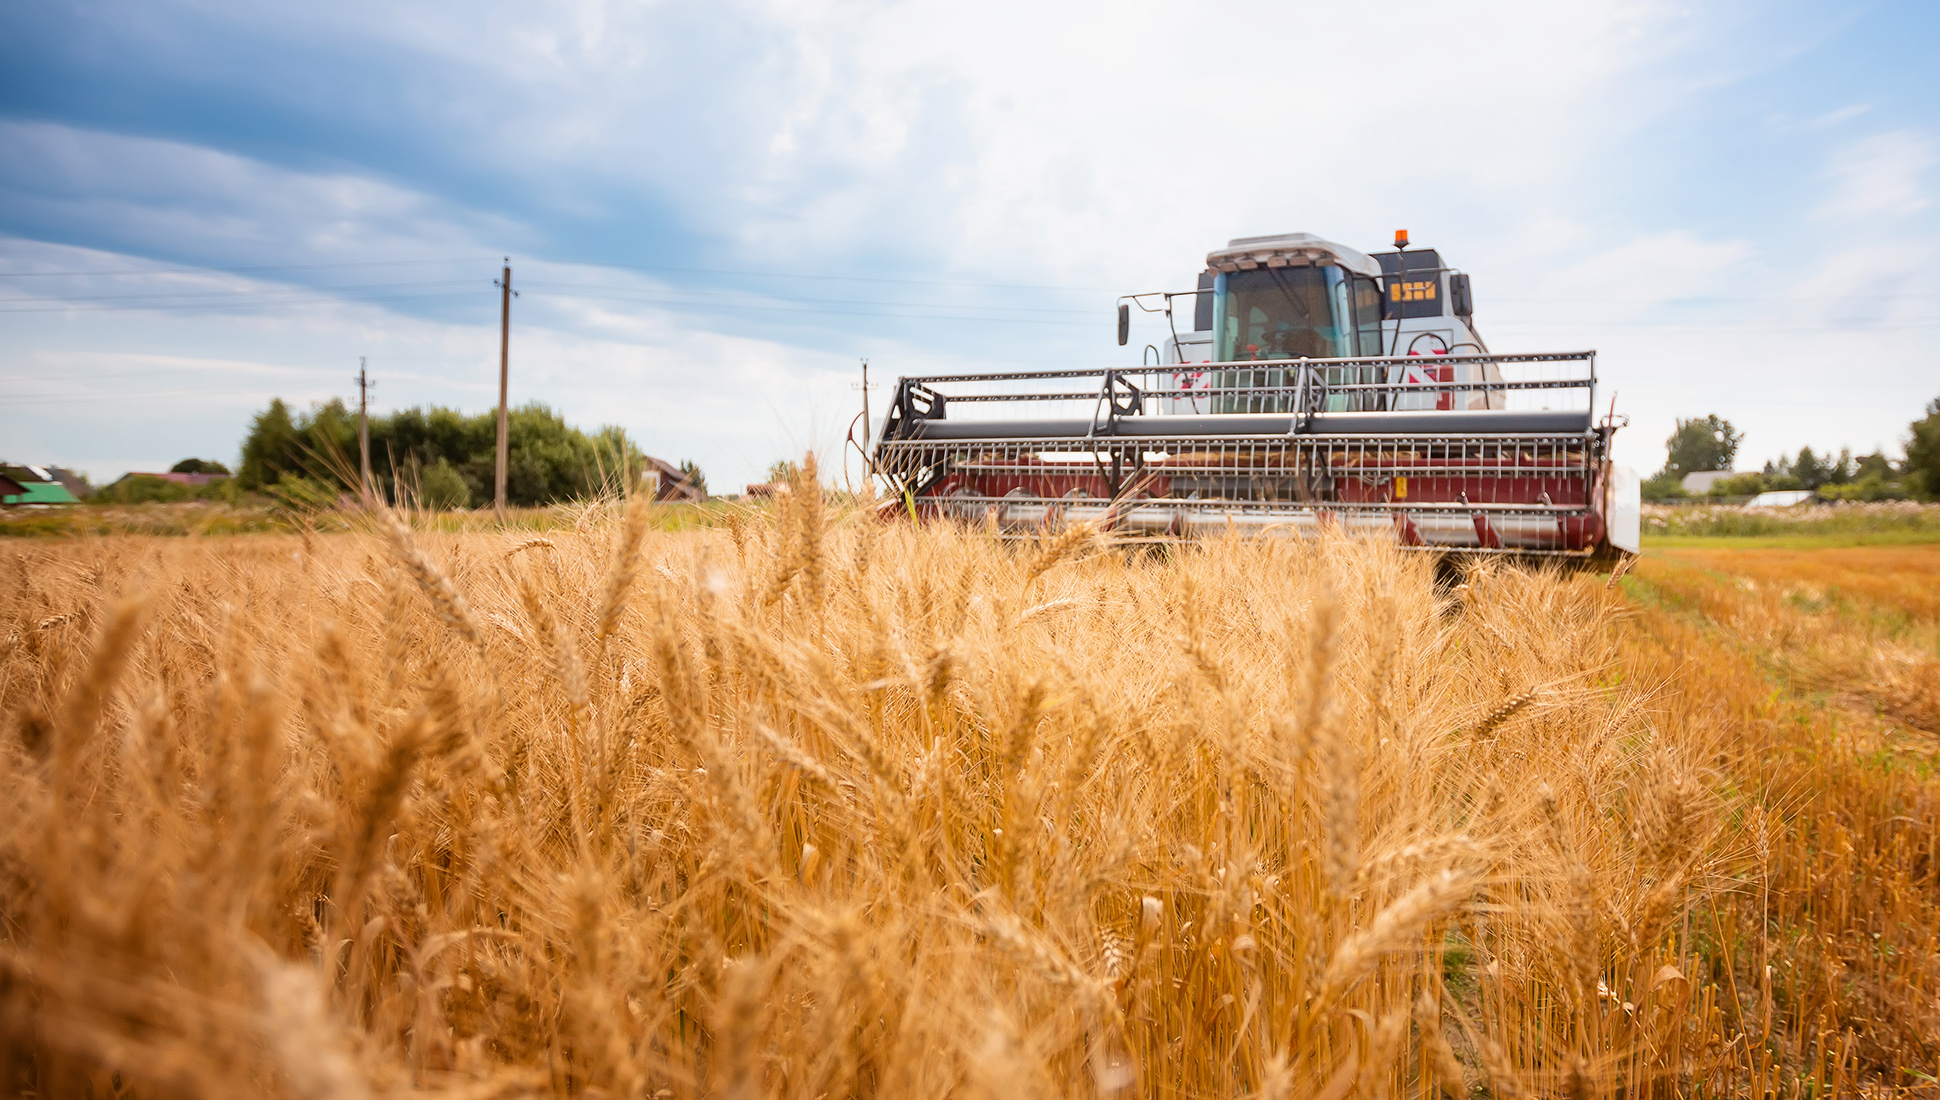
1151, 233, 1497, 416
871, 231, 1641, 558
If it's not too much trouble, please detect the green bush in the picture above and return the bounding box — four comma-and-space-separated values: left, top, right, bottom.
93, 475, 237, 505
1707, 473, 1768, 498
1640, 470, 1688, 502
1642, 501, 1940, 537
1818, 472, 1910, 502
419, 458, 473, 511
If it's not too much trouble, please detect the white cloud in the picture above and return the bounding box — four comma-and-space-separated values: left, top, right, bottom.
1805, 103, 1872, 130
0, 121, 521, 265
1815, 129, 1935, 221
705, 0, 1694, 284
1518, 231, 1753, 320
172, 0, 1689, 282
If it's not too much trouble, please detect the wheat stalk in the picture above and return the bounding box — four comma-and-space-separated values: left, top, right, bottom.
1416, 994, 1470, 1100
597, 487, 651, 648
520, 570, 590, 732
1320, 870, 1473, 1000
797, 453, 826, 610
750, 721, 838, 789
1470, 688, 1538, 739
1024, 521, 1096, 586
378, 508, 481, 648
1605, 551, 1637, 591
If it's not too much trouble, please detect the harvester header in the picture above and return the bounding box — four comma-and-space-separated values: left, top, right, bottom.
869, 232, 1640, 557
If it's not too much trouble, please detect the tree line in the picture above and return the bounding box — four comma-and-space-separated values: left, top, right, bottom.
235, 398, 669, 508
1643, 398, 1940, 501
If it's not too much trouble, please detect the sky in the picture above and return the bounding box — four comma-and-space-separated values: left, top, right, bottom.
2, 0, 1937, 491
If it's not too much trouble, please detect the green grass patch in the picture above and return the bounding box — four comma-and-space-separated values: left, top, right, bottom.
0, 497, 758, 538
1641, 501, 1940, 543
1645, 530, 1940, 550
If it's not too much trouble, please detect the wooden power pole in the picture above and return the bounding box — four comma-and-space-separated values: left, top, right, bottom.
850, 357, 879, 484
494, 259, 516, 518
356, 357, 373, 499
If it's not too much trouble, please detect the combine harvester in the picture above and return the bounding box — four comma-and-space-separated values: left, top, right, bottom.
869, 231, 1640, 559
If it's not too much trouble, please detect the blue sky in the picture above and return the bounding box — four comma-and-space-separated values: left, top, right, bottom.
2, 0, 1936, 490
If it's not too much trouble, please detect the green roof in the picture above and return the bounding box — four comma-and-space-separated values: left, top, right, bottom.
2, 481, 80, 505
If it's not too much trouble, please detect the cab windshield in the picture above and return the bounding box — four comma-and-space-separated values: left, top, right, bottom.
1210, 265, 1385, 413
1213, 266, 1381, 361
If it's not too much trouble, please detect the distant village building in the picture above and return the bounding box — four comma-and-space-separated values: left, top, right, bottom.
43, 466, 90, 498
0, 464, 82, 505
643, 456, 705, 502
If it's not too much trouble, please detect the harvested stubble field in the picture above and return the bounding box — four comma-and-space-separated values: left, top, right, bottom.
3, 479, 1938, 1098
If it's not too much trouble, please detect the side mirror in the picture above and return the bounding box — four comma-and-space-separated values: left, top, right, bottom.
1116, 303, 1130, 346
1449, 273, 1474, 318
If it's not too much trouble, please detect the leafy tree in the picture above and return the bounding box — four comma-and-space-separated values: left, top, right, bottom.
1762, 446, 1855, 492
170, 458, 231, 475
679, 460, 708, 496
1908, 397, 1940, 499
1828, 447, 1853, 486
1791, 447, 1830, 490
1854, 451, 1898, 480
237, 399, 300, 490
1660, 414, 1744, 477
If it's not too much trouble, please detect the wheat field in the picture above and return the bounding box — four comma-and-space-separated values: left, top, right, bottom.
3, 474, 1934, 1097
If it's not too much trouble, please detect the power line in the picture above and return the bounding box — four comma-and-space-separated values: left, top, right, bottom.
524, 289, 1102, 326
0, 361, 352, 384
0, 272, 1101, 316
1489, 293, 1940, 303
3, 241, 1932, 304
0, 291, 484, 315
0, 278, 481, 305
0, 256, 500, 279
0, 251, 1114, 293
539, 258, 1114, 293
520, 279, 1099, 314
1490, 320, 1940, 332
0, 287, 1106, 326
0, 390, 286, 407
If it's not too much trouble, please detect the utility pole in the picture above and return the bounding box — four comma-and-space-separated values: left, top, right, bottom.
494, 259, 517, 518
852, 357, 876, 479
356, 357, 374, 500
859, 358, 871, 453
